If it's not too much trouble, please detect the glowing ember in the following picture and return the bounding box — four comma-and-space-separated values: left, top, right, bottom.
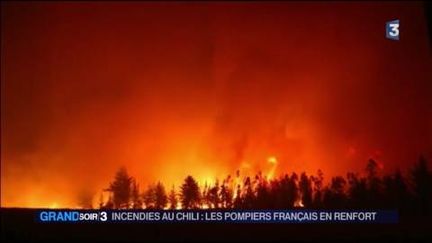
294, 199, 304, 208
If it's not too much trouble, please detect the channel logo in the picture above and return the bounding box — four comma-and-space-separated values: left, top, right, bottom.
386, 19, 400, 40
38, 211, 108, 222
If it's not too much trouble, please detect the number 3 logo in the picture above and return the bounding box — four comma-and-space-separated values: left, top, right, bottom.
386, 20, 400, 40
388, 23, 399, 37
100, 212, 107, 221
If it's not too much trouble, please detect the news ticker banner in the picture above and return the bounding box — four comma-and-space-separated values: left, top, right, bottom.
37, 210, 398, 223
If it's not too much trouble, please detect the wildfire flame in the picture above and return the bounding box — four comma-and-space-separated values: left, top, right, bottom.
266, 156, 278, 180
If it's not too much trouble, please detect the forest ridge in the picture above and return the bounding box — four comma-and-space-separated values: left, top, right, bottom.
98, 156, 432, 218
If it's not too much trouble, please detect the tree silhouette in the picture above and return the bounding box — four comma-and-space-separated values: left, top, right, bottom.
233, 184, 242, 208
255, 178, 270, 208
366, 159, 378, 179
410, 156, 432, 215
207, 180, 220, 209
180, 176, 201, 209
242, 177, 254, 208
323, 176, 346, 208
98, 156, 431, 214
288, 173, 299, 208
299, 172, 313, 207
347, 172, 367, 208
109, 167, 133, 209
366, 159, 383, 207
220, 176, 233, 208
168, 185, 178, 209
382, 169, 409, 211
131, 179, 142, 209
273, 174, 292, 208
154, 182, 168, 209
143, 184, 156, 209
311, 170, 324, 207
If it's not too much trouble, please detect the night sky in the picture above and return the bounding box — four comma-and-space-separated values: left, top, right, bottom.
1, 2, 431, 208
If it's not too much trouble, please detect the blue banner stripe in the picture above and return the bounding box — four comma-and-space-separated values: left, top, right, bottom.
36, 210, 398, 223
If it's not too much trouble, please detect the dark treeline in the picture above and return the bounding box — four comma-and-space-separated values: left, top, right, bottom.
99, 156, 432, 218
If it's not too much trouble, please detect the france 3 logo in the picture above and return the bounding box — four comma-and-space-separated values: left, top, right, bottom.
386, 19, 400, 40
